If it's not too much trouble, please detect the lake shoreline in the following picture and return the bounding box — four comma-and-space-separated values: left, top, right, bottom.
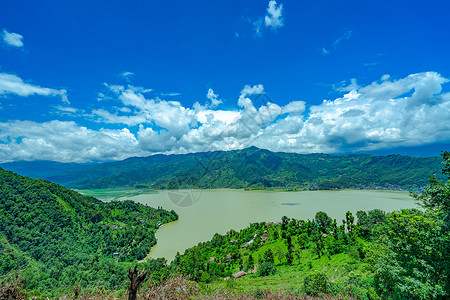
101, 189, 417, 262
78, 187, 413, 202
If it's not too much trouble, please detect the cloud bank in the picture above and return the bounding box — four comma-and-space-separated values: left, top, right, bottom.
0, 71, 449, 163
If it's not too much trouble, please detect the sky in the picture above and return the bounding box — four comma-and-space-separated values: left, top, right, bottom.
1, 0, 450, 163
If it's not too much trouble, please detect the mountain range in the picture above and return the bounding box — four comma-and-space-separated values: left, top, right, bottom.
1, 147, 445, 190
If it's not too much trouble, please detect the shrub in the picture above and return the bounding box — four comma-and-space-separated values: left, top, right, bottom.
303, 271, 330, 296
257, 262, 276, 277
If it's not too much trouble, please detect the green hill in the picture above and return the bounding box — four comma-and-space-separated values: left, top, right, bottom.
27, 147, 446, 190
0, 168, 177, 294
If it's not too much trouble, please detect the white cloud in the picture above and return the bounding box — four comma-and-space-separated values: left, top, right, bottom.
0, 120, 147, 163
54, 106, 78, 113
161, 92, 181, 97
196, 110, 240, 125
120, 71, 134, 77
238, 84, 265, 107
1, 71, 450, 163
0, 72, 69, 103
91, 108, 147, 126
94, 84, 195, 135
253, 1, 284, 36
265, 1, 284, 28
1, 29, 23, 47
283, 101, 306, 115
256, 71, 450, 153
381, 74, 390, 81
206, 88, 222, 107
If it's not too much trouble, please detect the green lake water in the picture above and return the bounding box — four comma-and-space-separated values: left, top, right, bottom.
104, 189, 417, 262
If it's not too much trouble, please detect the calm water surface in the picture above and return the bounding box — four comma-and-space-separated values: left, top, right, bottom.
116, 189, 416, 262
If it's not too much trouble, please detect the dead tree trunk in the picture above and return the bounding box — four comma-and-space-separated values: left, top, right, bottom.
128, 265, 147, 300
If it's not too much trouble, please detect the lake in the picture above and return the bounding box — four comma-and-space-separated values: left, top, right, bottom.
94, 189, 417, 262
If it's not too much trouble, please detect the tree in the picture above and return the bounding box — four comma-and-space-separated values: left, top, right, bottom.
373, 152, 450, 298
281, 216, 289, 238
246, 254, 254, 272
315, 211, 332, 233
413, 153, 450, 232
286, 251, 293, 265
127, 266, 147, 300
257, 261, 275, 277
345, 211, 355, 234
373, 209, 447, 299
357, 209, 386, 238
313, 234, 324, 258
262, 249, 274, 264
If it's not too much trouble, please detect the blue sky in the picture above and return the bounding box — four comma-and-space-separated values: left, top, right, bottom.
1, 0, 450, 162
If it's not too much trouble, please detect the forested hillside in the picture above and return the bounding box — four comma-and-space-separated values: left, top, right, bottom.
2, 147, 444, 190
0, 168, 177, 295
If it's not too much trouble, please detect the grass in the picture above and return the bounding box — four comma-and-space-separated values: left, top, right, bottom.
55, 195, 75, 214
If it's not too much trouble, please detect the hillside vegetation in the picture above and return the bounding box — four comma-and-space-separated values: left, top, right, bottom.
2, 147, 444, 190
0, 168, 177, 296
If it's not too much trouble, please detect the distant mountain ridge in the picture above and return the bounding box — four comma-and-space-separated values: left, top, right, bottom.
1, 147, 445, 190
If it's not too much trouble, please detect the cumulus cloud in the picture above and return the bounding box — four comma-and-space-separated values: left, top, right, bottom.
253, 1, 284, 36
238, 84, 265, 107
256, 71, 450, 153
1, 71, 450, 163
0, 120, 147, 163
265, 1, 284, 28
1, 29, 23, 47
93, 84, 195, 135
0, 72, 69, 103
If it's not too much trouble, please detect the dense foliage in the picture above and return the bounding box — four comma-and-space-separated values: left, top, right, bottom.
1, 147, 443, 190
0, 168, 177, 295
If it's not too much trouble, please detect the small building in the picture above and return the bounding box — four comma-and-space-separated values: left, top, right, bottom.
208, 256, 215, 262
226, 253, 232, 262
232, 271, 247, 279
113, 253, 120, 258
242, 239, 254, 248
